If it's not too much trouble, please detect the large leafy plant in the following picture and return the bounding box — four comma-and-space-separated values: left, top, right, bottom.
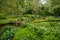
0, 25, 17, 40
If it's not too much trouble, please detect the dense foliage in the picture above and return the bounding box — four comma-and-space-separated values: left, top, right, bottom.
0, 0, 60, 40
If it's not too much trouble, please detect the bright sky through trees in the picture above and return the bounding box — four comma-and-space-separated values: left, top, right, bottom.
41, 0, 46, 4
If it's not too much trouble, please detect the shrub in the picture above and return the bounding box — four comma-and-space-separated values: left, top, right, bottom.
50, 5, 60, 16
13, 22, 60, 40
0, 25, 17, 40
13, 28, 40, 40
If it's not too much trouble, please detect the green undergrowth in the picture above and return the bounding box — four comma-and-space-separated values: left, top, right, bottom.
0, 25, 17, 40
0, 22, 60, 40
0, 15, 60, 40
12, 22, 60, 40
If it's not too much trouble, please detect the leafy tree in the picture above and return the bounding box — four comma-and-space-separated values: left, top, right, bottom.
50, 5, 60, 16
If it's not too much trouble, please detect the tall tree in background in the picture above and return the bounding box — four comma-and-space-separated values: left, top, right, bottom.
0, 0, 34, 15
48, 0, 60, 7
